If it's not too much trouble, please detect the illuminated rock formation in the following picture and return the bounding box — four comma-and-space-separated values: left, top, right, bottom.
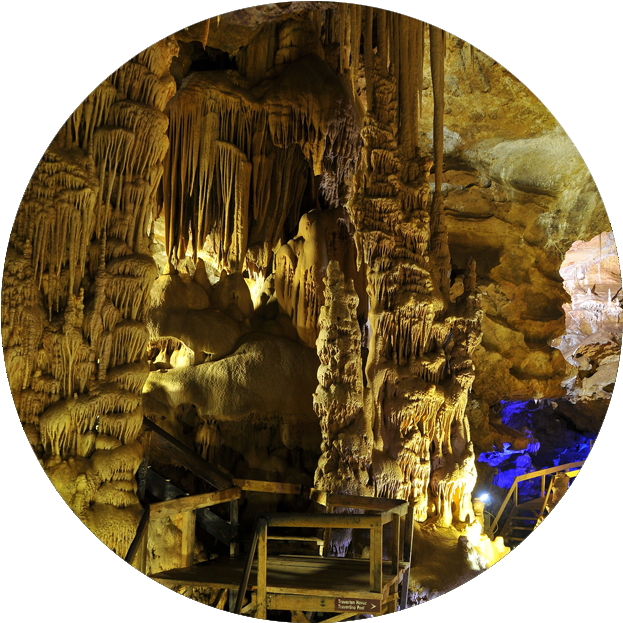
2, 1, 616, 605
344, 12, 482, 525
274, 207, 365, 347
314, 260, 372, 495
2, 37, 178, 554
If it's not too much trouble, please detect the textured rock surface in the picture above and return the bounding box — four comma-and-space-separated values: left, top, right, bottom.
2, 38, 178, 555
2, 3, 620, 616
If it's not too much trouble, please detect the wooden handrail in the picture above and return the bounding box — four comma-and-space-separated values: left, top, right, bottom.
143, 418, 234, 490
125, 507, 150, 567
264, 512, 383, 530
489, 460, 585, 535
310, 489, 409, 515
233, 479, 302, 495
536, 477, 555, 525
149, 487, 241, 519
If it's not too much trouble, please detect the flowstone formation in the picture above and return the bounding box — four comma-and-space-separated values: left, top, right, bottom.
342, 15, 482, 526
2, 39, 178, 553
4, 0, 616, 607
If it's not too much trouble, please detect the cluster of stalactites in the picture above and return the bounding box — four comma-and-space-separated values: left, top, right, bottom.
322, 6, 430, 156
161, 51, 359, 276
341, 11, 480, 526
2, 37, 177, 555
313, 260, 372, 496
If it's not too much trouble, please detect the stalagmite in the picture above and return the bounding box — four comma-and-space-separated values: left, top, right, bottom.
314, 260, 372, 495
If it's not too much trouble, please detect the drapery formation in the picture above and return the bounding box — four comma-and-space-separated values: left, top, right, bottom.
162, 52, 359, 274
3, 4, 484, 559
2, 38, 178, 554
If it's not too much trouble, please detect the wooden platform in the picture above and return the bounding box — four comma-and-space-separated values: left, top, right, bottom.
150, 555, 408, 620
125, 442, 413, 619
151, 554, 407, 601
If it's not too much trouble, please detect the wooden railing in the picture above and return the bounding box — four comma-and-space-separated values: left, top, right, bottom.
126, 477, 304, 574
233, 493, 413, 618
488, 460, 585, 536
125, 486, 242, 570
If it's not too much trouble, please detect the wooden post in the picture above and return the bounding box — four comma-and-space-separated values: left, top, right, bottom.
230, 499, 239, 556
370, 521, 383, 593
180, 510, 196, 568
540, 474, 545, 498
257, 518, 268, 619
400, 505, 414, 610
391, 513, 400, 597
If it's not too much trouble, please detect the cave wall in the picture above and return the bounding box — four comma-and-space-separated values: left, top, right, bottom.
2, 37, 179, 554
3, 3, 620, 596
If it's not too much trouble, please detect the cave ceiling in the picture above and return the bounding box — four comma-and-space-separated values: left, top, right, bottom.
1, 1, 621, 621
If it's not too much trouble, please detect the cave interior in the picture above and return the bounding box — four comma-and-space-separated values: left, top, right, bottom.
1, 1, 619, 615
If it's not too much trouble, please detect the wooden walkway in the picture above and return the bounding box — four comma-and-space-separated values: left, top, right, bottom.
490, 460, 585, 547
150, 555, 407, 614
127, 420, 414, 619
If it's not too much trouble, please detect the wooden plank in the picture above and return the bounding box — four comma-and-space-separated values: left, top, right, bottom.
257, 519, 268, 619
235, 525, 259, 615
180, 510, 196, 568
267, 594, 337, 612
265, 513, 381, 530
267, 535, 324, 545
370, 524, 383, 593
233, 479, 302, 495
325, 494, 408, 515
149, 487, 241, 519
143, 418, 233, 490
322, 613, 357, 623
241, 595, 257, 615
253, 585, 387, 601
291, 611, 310, 623
211, 588, 227, 610
125, 506, 150, 573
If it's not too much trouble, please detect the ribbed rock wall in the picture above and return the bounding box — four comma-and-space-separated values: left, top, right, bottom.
2, 37, 178, 555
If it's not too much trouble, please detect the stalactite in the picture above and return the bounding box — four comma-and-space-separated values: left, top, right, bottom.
3, 36, 177, 556
346, 12, 481, 525
429, 24, 451, 293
